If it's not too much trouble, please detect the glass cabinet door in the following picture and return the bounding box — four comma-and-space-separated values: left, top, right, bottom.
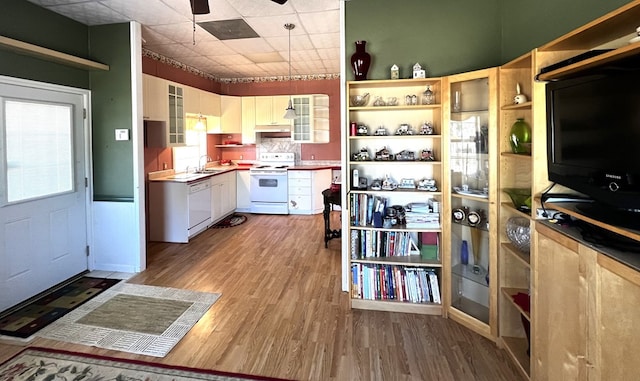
446, 68, 498, 340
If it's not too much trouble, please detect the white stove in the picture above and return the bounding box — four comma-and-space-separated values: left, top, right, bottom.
249, 152, 295, 214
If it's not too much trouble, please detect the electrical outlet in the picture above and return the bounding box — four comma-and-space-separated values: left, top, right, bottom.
240, 154, 243, 160
311, 154, 315, 160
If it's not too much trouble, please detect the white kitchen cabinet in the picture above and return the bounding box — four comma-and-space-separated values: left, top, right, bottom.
143, 74, 168, 121
236, 170, 251, 212
167, 82, 185, 146
209, 95, 241, 134
289, 94, 329, 143
183, 85, 200, 115
288, 169, 332, 215
241, 96, 256, 144
211, 171, 237, 223
255, 95, 291, 126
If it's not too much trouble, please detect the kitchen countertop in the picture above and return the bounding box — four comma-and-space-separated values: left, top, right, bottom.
149, 163, 339, 183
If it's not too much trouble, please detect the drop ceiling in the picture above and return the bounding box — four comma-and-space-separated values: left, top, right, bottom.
26, 0, 342, 81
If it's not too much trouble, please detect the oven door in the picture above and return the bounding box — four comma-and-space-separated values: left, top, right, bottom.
250, 172, 288, 202
250, 172, 289, 214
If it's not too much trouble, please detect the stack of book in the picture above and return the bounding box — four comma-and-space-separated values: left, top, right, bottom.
405, 202, 440, 229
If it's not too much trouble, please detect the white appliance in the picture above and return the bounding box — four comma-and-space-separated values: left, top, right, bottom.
250, 152, 295, 214
188, 180, 211, 237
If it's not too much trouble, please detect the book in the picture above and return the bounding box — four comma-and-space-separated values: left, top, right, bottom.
428, 271, 441, 304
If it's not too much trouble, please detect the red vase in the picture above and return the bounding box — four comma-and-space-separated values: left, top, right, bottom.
350, 41, 371, 81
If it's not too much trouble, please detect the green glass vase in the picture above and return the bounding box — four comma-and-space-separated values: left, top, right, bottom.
509, 118, 531, 154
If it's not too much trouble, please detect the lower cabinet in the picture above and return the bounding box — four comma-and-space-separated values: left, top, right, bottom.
236, 170, 251, 212
211, 171, 237, 223
534, 223, 640, 380
288, 169, 331, 215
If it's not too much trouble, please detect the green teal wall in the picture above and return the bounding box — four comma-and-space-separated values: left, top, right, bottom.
89, 23, 134, 201
0, 0, 89, 88
345, 0, 635, 79
345, 0, 502, 79
500, 0, 632, 63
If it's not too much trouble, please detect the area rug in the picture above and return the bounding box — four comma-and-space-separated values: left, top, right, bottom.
0, 347, 291, 381
35, 282, 221, 357
0, 276, 121, 339
212, 213, 247, 229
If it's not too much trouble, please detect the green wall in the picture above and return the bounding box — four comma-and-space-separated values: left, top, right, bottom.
89, 23, 134, 201
345, 0, 502, 79
345, 0, 635, 79
0, 0, 89, 88
500, 0, 632, 63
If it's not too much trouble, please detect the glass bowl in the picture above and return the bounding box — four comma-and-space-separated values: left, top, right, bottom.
350, 93, 369, 107
503, 187, 532, 212
506, 217, 531, 253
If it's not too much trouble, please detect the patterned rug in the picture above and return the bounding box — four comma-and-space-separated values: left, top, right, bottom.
36, 282, 221, 357
212, 213, 247, 229
0, 347, 291, 381
0, 276, 121, 339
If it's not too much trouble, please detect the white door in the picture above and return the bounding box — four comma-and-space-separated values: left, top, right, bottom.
0, 78, 89, 311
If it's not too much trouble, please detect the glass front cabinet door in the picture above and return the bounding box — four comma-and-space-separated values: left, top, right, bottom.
444, 68, 498, 340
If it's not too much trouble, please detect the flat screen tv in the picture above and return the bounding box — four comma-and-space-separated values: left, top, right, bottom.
546, 57, 640, 229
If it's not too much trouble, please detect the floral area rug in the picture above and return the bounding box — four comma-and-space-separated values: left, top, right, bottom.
211, 214, 247, 229
0, 276, 121, 340
0, 347, 291, 381
35, 283, 220, 357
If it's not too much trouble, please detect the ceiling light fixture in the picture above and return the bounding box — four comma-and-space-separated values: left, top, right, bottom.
283, 23, 297, 120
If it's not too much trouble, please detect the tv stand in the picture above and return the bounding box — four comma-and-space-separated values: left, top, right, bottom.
576, 202, 640, 231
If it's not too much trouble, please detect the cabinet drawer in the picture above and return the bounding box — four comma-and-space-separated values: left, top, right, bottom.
288, 178, 312, 187
289, 186, 311, 196
288, 171, 311, 179
289, 195, 311, 210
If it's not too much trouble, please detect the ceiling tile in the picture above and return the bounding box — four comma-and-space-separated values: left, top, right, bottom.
223, 38, 277, 54
100, 0, 189, 26
298, 10, 340, 34
227, 0, 296, 17
47, 2, 129, 25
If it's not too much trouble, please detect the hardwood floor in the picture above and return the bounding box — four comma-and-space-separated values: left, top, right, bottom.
0, 212, 523, 380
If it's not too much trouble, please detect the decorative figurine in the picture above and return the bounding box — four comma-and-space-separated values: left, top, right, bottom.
514, 83, 528, 104
370, 179, 382, 191
419, 122, 434, 135
399, 178, 416, 189
395, 150, 415, 161
356, 124, 369, 136
422, 85, 435, 105
375, 147, 392, 161
374, 126, 388, 136
381, 175, 398, 191
390, 64, 399, 80
417, 178, 438, 192
419, 149, 435, 161
395, 124, 414, 135
413, 62, 426, 78
352, 146, 370, 161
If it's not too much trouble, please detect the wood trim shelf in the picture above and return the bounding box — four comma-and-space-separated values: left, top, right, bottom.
501, 102, 532, 110
351, 256, 442, 267
501, 287, 530, 320
500, 242, 530, 267
501, 336, 530, 380
536, 42, 640, 81
0, 35, 109, 71
351, 298, 442, 315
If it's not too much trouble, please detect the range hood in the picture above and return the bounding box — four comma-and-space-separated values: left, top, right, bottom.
254, 124, 291, 132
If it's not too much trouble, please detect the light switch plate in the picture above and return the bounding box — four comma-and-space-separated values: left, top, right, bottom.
115, 129, 129, 141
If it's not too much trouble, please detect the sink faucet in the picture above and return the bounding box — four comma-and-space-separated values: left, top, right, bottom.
199, 155, 212, 171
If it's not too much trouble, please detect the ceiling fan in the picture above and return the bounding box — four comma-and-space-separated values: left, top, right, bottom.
190, 0, 287, 14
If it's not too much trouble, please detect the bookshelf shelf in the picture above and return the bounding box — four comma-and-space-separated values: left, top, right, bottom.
346, 78, 444, 316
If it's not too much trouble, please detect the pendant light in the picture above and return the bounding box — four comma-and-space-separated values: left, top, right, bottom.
283, 23, 297, 120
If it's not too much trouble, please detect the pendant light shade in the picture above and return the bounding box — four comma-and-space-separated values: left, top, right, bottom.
283, 23, 297, 120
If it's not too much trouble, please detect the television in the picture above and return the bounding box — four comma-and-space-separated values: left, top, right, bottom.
546, 56, 640, 229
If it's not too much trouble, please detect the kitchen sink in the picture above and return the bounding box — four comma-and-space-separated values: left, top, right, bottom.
195, 169, 224, 174
166, 173, 204, 180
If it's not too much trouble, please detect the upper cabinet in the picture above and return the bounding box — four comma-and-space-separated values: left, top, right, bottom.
167, 82, 185, 146
241, 97, 256, 145
291, 94, 330, 143
255, 95, 291, 126
217, 95, 241, 134
143, 74, 169, 122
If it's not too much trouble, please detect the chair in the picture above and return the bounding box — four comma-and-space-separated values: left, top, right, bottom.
322, 188, 341, 247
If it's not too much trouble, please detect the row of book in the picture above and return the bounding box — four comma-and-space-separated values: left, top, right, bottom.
351, 229, 419, 259
351, 264, 441, 304
350, 193, 385, 227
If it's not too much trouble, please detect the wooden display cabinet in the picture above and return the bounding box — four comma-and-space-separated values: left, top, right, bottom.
346, 78, 445, 315
443, 68, 498, 341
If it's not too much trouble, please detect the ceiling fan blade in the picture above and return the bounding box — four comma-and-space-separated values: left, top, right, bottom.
190, 0, 210, 15
271, 0, 288, 4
